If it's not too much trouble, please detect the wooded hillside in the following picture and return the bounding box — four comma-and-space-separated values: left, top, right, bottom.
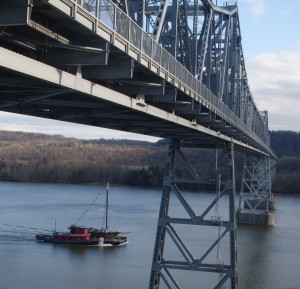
0, 131, 167, 187
270, 131, 300, 195
0, 130, 299, 194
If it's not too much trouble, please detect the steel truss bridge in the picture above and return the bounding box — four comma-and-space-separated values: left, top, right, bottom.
0, 0, 276, 288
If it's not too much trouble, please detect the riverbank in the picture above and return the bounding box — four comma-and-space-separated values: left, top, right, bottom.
0, 130, 299, 195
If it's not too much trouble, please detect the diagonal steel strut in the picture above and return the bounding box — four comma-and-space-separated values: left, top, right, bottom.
149, 139, 238, 289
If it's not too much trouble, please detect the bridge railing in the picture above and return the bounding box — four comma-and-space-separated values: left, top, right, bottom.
75, 0, 269, 151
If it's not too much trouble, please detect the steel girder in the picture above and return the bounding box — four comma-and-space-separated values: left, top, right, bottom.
177, 0, 192, 69
149, 140, 237, 289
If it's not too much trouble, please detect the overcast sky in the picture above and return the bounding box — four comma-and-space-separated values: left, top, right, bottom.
0, 0, 298, 141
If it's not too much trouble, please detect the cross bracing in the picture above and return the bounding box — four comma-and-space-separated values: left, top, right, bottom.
238, 155, 273, 213
149, 140, 238, 289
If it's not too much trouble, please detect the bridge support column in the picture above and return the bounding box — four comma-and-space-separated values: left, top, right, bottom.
149, 139, 175, 289
149, 140, 238, 289
237, 155, 275, 226
228, 142, 238, 289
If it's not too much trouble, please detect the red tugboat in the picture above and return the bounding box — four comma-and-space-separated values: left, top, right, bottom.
36, 225, 100, 246
36, 183, 128, 247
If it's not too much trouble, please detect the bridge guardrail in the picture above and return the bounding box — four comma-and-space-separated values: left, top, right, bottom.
75, 0, 269, 153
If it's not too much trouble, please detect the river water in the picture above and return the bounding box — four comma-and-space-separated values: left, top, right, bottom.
0, 182, 299, 289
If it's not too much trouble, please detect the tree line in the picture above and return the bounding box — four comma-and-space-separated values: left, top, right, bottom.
270, 131, 300, 195
0, 130, 299, 194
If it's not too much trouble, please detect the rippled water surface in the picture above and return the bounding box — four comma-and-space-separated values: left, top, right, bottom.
0, 182, 299, 289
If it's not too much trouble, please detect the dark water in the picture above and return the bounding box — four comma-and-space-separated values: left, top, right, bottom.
0, 182, 299, 289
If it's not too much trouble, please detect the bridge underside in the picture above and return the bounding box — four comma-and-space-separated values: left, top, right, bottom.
0, 44, 269, 157
0, 46, 237, 149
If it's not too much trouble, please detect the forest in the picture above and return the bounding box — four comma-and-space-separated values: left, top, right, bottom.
0, 130, 299, 195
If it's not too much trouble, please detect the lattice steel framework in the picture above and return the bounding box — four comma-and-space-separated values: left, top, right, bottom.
238, 155, 272, 213
119, 0, 269, 144
149, 140, 238, 289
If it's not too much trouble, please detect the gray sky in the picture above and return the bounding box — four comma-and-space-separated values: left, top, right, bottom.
0, 0, 299, 140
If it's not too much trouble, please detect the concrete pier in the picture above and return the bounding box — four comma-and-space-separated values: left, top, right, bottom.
237, 211, 275, 226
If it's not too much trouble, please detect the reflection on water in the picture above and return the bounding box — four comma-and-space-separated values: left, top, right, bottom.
238, 197, 300, 289
0, 182, 300, 289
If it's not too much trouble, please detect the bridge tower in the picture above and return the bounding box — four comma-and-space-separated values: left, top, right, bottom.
149, 140, 238, 289
237, 110, 275, 226
237, 155, 275, 226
